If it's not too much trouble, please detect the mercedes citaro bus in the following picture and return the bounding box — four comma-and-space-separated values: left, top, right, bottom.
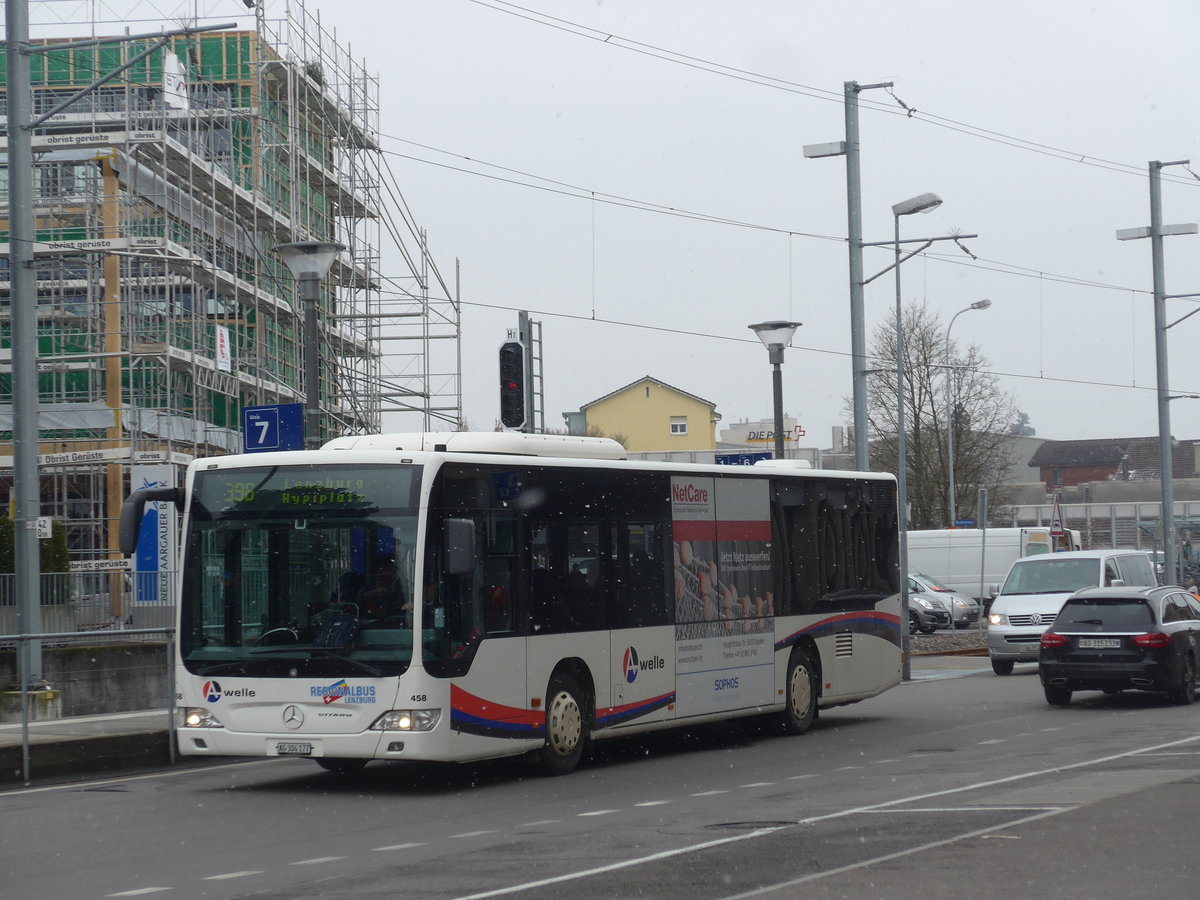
121, 432, 902, 775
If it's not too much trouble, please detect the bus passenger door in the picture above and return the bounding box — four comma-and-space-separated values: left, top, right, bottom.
606, 522, 675, 732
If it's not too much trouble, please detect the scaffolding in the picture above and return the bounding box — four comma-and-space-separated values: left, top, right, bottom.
0, 1, 462, 568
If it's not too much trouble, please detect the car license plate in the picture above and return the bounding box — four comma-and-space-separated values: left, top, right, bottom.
1078, 638, 1121, 649
274, 741, 314, 756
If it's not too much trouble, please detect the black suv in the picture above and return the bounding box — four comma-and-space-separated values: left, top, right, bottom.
1038, 585, 1200, 707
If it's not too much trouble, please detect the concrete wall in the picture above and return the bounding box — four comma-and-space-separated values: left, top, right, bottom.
1, 643, 168, 717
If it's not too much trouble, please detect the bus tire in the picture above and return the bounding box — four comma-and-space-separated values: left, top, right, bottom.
781, 647, 817, 735
315, 758, 368, 774
539, 673, 588, 776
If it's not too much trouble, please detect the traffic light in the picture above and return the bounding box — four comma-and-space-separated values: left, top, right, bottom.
498, 340, 526, 429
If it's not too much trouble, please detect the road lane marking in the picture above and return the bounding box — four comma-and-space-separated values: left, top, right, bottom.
690, 790, 729, 796
724, 807, 1071, 898
449, 826, 787, 900
516, 819, 560, 827
203, 871, 263, 880
445, 733, 1200, 900
635, 800, 671, 807
106, 890, 172, 897
373, 842, 427, 852
292, 856, 347, 865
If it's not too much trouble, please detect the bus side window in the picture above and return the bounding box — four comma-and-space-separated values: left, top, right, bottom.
567, 523, 605, 630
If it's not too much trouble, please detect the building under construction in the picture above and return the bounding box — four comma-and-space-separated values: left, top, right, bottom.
0, 2, 462, 578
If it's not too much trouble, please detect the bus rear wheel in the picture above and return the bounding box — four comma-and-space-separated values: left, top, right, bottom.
781, 647, 817, 735
539, 673, 588, 776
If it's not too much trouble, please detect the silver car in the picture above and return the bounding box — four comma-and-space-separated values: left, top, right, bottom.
910, 572, 981, 629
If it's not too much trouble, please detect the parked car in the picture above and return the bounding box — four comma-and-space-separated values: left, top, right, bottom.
910, 572, 981, 629
1039, 585, 1200, 706
986, 549, 1159, 675
906, 578, 950, 635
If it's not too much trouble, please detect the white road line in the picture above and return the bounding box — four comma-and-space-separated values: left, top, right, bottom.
634, 800, 671, 807
446, 732, 1200, 900
451, 830, 498, 838
202, 871, 263, 881
690, 790, 728, 796
1, 758, 283, 797
859, 806, 1065, 813
516, 819, 560, 827
577, 810, 617, 817
740, 782, 776, 787
372, 842, 427, 852
291, 856, 347, 865
106, 890, 172, 897
786, 774, 816, 780
449, 826, 786, 900
723, 807, 1070, 898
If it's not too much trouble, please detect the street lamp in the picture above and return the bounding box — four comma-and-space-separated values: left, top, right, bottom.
274, 240, 345, 449
892, 192, 942, 679
749, 320, 802, 460
945, 299, 992, 525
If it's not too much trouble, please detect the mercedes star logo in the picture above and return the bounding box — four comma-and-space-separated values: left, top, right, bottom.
282, 704, 305, 729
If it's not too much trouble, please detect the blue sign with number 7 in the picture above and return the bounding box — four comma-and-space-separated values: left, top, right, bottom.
242, 403, 305, 452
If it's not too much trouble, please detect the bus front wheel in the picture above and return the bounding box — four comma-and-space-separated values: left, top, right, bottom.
539, 673, 588, 776
781, 647, 817, 735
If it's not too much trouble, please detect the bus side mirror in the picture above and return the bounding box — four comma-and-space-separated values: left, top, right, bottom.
119, 487, 183, 555
444, 518, 476, 576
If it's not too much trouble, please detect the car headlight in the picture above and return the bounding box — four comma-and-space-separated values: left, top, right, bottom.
370, 709, 442, 732
176, 706, 223, 728
987, 613, 1006, 626
953, 598, 969, 608
913, 597, 934, 609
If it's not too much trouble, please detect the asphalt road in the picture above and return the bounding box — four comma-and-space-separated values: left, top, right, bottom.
4, 659, 1200, 900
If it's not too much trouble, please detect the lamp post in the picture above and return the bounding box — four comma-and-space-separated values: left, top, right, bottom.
891, 192, 942, 679
749, 321, 802, 460
274, 241, 344, 449
945, 299, 992, 525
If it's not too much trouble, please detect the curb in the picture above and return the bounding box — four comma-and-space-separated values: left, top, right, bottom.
0, 731, 171, 785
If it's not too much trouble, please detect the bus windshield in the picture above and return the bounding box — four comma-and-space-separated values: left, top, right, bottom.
180, 464, 421, 677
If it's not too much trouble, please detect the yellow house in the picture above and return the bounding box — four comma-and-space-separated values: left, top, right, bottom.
571, 376, 721, 452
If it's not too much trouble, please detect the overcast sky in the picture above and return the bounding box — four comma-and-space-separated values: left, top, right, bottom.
29, 0, 1200, 446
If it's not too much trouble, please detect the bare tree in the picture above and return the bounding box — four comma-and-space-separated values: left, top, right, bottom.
864, 301, 1020, 529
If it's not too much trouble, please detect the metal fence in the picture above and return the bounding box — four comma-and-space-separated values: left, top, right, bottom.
0, 570, 176, 637
0, 626, 175, 786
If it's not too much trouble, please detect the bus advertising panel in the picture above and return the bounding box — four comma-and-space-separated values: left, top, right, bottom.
672, 475, 774, 716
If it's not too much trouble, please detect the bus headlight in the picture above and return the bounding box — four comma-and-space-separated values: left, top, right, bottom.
176, 707, 223, 728
371, 709, 441, 732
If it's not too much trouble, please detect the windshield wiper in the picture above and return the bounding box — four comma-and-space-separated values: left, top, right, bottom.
307, 649, 384, 676
197, 648, 384, 677
196, 660, 254, 676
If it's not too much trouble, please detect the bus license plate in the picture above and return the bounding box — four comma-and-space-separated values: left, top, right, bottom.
275, 741, 314, 756
1078, 638, 1120, 649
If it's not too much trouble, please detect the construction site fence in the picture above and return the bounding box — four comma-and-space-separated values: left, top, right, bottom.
0, 571, 176, 636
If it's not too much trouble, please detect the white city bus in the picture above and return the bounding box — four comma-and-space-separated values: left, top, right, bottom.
121, 432, 902, 775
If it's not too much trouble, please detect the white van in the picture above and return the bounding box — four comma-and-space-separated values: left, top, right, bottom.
906, 527, 1057, 601
986, 549, 1159, 675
